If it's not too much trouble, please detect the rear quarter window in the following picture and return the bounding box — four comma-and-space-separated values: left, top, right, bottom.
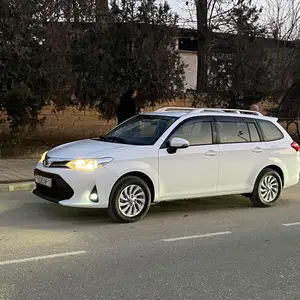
258, 120, 284, 141
247, 123, 261, 142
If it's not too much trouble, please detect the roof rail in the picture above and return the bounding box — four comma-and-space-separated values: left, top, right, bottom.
189, 108, 262, 116
155, 107, 196, 112
154, 106, 262, 116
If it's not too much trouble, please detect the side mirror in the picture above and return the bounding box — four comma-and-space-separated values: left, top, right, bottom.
167, 137, 189, 154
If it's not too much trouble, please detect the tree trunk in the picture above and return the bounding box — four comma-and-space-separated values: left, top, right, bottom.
196, 0, 208, 93
96, 0, 108, 25
73, 0, 79, 24
65, 0, 72, 23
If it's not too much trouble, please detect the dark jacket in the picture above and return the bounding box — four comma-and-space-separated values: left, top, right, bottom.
116, 89, 137, 124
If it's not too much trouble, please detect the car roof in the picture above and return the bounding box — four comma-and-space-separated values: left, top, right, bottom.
143, 107, 278, 122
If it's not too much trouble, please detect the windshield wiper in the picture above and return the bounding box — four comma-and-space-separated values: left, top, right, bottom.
98, 135, 107, 141
104, 136, 128, 144
96, 135, 128, 144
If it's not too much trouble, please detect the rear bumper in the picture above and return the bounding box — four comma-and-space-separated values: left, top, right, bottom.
284, 172, 299, 188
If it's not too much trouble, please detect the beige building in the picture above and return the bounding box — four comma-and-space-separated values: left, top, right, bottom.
179, 50, 197, 90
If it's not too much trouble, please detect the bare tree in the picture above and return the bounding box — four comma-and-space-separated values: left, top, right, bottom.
179, 0, 240, 29
265, 0, 300, 40
195, 0, 207, 91
263, 0, 300, 91
178, 0, 245, 93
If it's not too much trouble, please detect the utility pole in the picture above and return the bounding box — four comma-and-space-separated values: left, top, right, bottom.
195, 0, 208, 92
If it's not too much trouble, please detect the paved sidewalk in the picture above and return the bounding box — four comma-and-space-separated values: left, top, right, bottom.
0, 159, 37, 183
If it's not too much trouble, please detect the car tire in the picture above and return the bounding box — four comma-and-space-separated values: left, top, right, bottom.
250, 168, 282, 207
107, 175, 151, 223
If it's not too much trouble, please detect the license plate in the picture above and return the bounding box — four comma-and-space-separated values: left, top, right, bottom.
35, 175, 52, 188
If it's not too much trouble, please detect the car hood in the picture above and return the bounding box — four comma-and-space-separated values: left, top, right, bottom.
48, 139, 132, 159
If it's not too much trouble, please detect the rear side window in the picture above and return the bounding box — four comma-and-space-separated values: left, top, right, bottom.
258, 120, 283, 141
247, 123, 261, 142
217, 121, 250, 143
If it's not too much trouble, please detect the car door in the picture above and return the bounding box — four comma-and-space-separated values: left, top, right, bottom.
215, 116, 268, 194
158, 116, 220, 200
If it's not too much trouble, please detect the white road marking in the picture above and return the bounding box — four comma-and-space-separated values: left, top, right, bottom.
282, 222, 300, 227
163, 231, 232, 242
0, 250, 87, 266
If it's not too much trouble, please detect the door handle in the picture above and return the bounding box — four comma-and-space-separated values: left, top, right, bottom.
205, 150, 218, 157
252, 147, 264, 153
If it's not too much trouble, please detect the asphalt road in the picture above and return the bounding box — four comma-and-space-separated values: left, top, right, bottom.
1, 185, 300, 300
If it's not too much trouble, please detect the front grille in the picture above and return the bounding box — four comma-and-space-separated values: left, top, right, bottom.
44, 155, 69, 168
33, 169, 74, 202
49, 161, 69, 168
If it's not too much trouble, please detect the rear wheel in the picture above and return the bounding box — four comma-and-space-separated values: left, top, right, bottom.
250, 168, 282, 207
107, 176, 151, 223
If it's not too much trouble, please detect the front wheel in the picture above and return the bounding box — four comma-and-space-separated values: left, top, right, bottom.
107, 176, 151, 223
250, 168, 282, 207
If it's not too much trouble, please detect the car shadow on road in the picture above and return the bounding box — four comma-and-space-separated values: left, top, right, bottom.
148, 195, 253, 218
0, 193, 257, 230
0, 202, 110, 229
1, 184, 298, 231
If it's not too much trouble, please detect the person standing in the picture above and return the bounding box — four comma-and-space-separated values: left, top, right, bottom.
250, 104, 266, 115
250, 104, 260, 112
116, 87, 138, 124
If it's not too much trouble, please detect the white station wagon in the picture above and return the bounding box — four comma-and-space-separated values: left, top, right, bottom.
33, 107, 300, 223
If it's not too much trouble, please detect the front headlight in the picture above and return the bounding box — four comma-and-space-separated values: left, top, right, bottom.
66, 157, 113, 170
39, 151, 48, 163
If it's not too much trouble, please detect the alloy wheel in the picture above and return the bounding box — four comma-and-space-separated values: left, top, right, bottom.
117, 184, 146, 217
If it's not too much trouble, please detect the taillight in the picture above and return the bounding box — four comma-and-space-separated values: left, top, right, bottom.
291, 141, 300, 152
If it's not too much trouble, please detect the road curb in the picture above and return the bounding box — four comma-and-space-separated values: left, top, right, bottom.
0, 181, 35, 193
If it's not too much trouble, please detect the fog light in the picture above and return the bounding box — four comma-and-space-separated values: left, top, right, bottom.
89, 186, 98, 202
89, 193, 98, 202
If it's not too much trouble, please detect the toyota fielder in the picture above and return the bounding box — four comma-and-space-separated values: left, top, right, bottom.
33, 107, 300, 223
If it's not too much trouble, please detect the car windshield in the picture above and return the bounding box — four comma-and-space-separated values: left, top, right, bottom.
99, 114, 178, 145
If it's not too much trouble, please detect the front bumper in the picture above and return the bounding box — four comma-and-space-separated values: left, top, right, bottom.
32, 164, 117, 208
33, 169, 74, 203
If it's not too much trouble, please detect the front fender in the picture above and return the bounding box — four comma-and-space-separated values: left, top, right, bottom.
106, 160, 159, 197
